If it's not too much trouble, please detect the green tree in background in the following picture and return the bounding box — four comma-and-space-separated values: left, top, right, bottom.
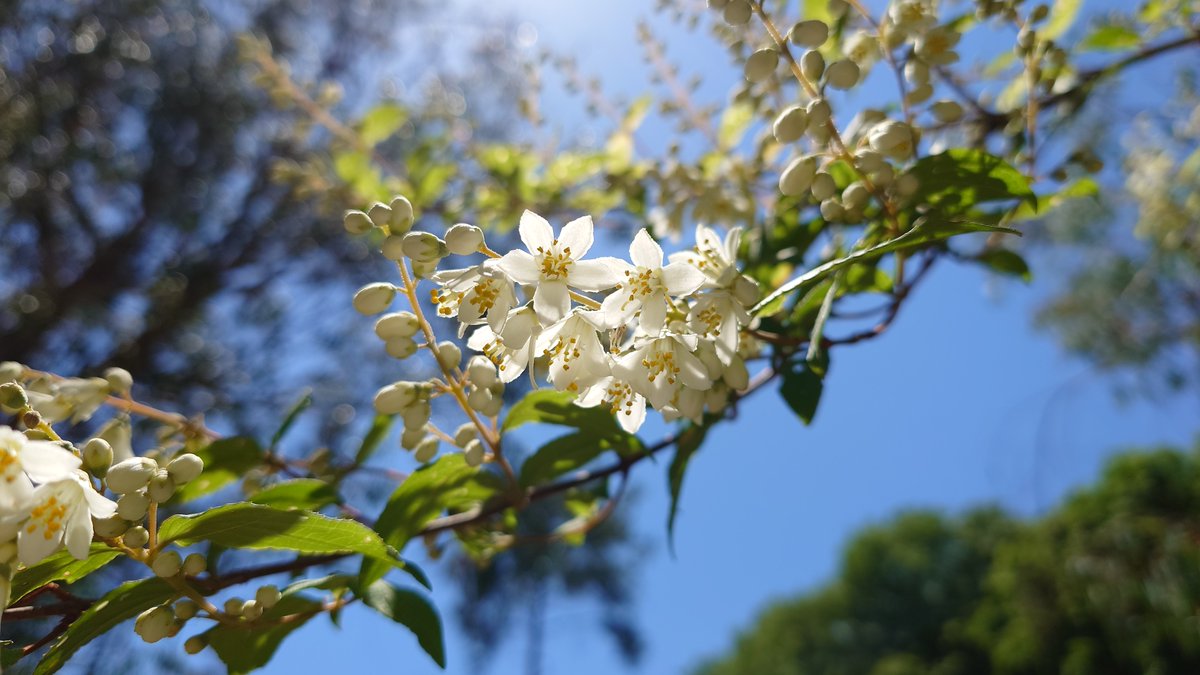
698, 441, 1200, 675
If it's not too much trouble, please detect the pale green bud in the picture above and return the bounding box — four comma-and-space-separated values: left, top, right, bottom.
0, 541, 18, 564
123, 526, 149, 548
810, 172, 837, 201
465, 356, 498, 388
842, 182, 870, 210
367, 201, 393, 228
352, 283, 396, 315
106, 457, 157, 494
184, 634, 207, 655
825, 59, 860, 90
779, 156, 817, 196
256, 585, 282, 609
343, 209, 374, 235
401, 427, 426, 451
733, 275, 761, 306
83, 438, 113, 473
800, 50, 825, 82
444, 223, 484, 256
167, 453, 204, 485
0, 382, 27, 410
92, 514, 129, 538
723, 355, 751, 390
435, 341, 461, 370
175, 599, 199, 620
894, 173, 920, 197
224, 598, 244, 617
385, 337, 418, 360
905, 82, 933, 105
117, 491, 150, 521
466, 386, 494, 413
147, 470, 176, 503
103, 367, 133, 394
463, 439, 485, 467
410, 258, 439, 279
0, 361, 22, 383
241, 599, 263, 620
414, 437, 439, 463
400, 232, 448, 263
772, 105, 808, 144
375, 312, 420, 340
389, 196, 415, 235
723, 0, 752, 25
806, 98, 832, 127
744, 48, 779, 82
380, 235, 407, 261
931, 99, 963, 123
789, 20, 829, 48
375, 382, 418, 415
183, 553, 206, 576
152, 550, 182, 577
135, 606, 175, 643
453, 423, 477, 448
402, 401, 431, 430
820, 198, 845, 221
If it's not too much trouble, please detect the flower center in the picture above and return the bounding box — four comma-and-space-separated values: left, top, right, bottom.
536, 242, 572, 279
542, 334, 582, 371
694, 305, 722, 337
431, 288, 464, 317
641, 345, 681, 386
603, 380, 638, 417
0, 447, 20, 482
480, 338, 511, 373
468, 278, 501, 312
620, 268, 661, 309
27, 494, 68, 541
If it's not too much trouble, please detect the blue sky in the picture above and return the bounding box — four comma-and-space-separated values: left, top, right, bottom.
258, 2, 1199, 674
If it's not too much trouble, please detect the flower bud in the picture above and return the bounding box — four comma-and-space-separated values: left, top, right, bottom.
810, 172, 837, 201
463, 439, 485, 467
905, 82, 933, 105
820, 199, 845, 222
375, 312, 421, 340
353, 283, 396, 315
152, 550, 183, 578
167, 453, 204, 485
894, 173, 920, 198
0, 382, 27, 410
772, 105, 808, 144
241, 599, 263, 621
800, 50, 824, 82
479, 394, 503, 418
930, 99, 963, 123
367, 201, 393, 228
789, 20, 829, 47
825, 59, 860, 89
453, 423, 478, 448
779, 156, 817, 196
147, 470, 176, 503
414, 437, 439, 463
21, 410, 42, 429
123, 526, 149, 548
842, 182, 870, 210
92, 514, 129, 538
343, 209, 374, 235
465, 356, 498, 388
466, 386, 494, 413
904, 60, 929, 85
224, 598, 244, 616
374, 382, 418, 415
385, 337, 418, 360
723, 355, 751, 390
445, 223, 484, 255
175, 599, 199, 620
401, 427, 426, 450
402, 401, 432, 430
410, 258, 439, 279
107, 457, 157, 494
117, 491, 150, 521
708, 0, 729, 7
380, 235, 407, 261
256, 585, 282, 609
96, 417, 133, 463
135, 606, 175, 644
389, 196, 415, 235
723, 0, 752, 25
733, 275, 760, 306
435, 341, 461, 370
103, 367, 133, 394
744, 48, 779, 82
0, 361, 22, 383
401, 232, 448, 262
183, 553, 206, 576
705, 385, 730, 411
184, 635, 207, 655
83, 438, 113, 473
856, 150, 885, 172
806, 98, 832, 127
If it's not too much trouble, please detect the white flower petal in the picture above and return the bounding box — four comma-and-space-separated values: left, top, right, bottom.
496, 250, 541, 285
661, 261, 706, 296
519, 210, 555, 252
0, 472, 33, 511
567, 258, 624, 292
675, 347, 712, 391
638, 294, 668, 336
629, 229, 664, 269
618, 394, 646, 433
558, 216, 595, 259
19, 523, 62, 565
533, 281, 570, 324
19, 441, 83, 484
63, 501, 93, 559
83, 486, 117, 519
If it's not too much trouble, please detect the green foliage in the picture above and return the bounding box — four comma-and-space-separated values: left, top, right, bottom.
203, 593, 322, 674
355, 414, 395, 465
270, 391, 313, 450
667, 423, 710, 550
360, 580, 447, 668
249, 479, 340, 510
779, 360, 825, 424
905, 150, 1035, 215
512, 390, 643, 488
9, 545, 122, 603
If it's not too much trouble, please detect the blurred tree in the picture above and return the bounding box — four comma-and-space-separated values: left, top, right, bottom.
697, 441, 1200, 675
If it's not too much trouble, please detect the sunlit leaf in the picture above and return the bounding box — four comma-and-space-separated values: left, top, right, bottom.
361, 581, 446, 668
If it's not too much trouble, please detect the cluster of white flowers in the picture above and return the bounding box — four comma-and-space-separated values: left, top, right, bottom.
348, 203, 761, 459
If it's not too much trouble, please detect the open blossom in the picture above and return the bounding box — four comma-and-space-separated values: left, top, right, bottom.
576, 374, 647, 434
0, 426, 82, 510
496, 211, 623, 324
18, 471, 116, 565
614, 333, 712, 410
669, 224, 741, 289
430, 262, 517, 336
467, 306, 541, 384
599, 229, 706, 336
687, 290, 751, 363
535, 310, 610, 393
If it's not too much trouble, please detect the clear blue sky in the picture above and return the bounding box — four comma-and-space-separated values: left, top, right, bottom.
257, 2, 1199, 674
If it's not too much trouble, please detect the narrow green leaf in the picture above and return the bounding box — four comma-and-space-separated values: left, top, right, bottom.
780, 361, 825, 425
173, 437, 265, 504
35, 578, 176, 675
667, 423, 710, 553
204, 594, 321, 674
250, 479, 339, 511
906, 149, 1035, 211
502, 390, 622, 437
10, 545, 122, 603
1041, 0, 1081, 40
361, 581, 446, 668
519, 432, 631, 488
359, 103, 408, 145
355, 414, 394, 465
360, 454, 503, 588
1080, 24, 1141, 51
270, 390, 312, 450
977, 248, 1032, 282
717, 101, 756, 149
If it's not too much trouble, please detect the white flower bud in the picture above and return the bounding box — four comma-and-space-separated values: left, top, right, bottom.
733, 275, 760, 306
705, 385, 729, 411
184, 635, 207, 655
410, 258, 439, 279
465, 356, 498, 388
117, 491, 150, 521
183, 553, 206, 576
152, 550, 183, 578
401, 427, 426, 450
871, 163, 895, 186
175, 600, 199, 620
772, 105, 808, 144
723, 355, 750, 390
103, 367, 133, 394
869, 120, 914, 158
779, 156, 817, 196
374, 382, 418, 415
697, 344, 724, 379
931, 99, 964, 123
820, 199, 845, 221
96, 417, 133, 463
828, 0, 850, 17
905, 82, 933, 105
904, 60, 929, 85
256, 585, 282, 609
380, 235, 407, 261
463, 439, 485, 467
414, 437, 439, 463
123, 526, 149, 548
389, 196, 415, 235
825, 59, 860, 89
375, 312, 420, 340
806, 98, 832, 127
723, 0, 752, 25
480, 394, 503, 418
367, 201, 393, 228
453, 423, 478, 448
810, 172, 837, 201
0, 361, 22, 383
167, 453, 204, 485
789, 20, 829, 48
744, 48, 779, 82
147, 470, 176, 503
343, 209, 374, 235
435, 341, 461, 370
92, 514, 129, 538
353, 283, 396, 315
400, 232, 448, 262
466, 386, 494, 413
402, 401, 431, 430
842, 182, 870, 210
800, 49, 825, 82
135, 606, 175, 644
83, 438, 113, 473
385, 337, 418, 360
894, 173, 920, 197
445, 223, 484, 255
856, 150, 885, 172
224, 598, 244, 617
107, 457, 157, 494
241, 599, 263, 621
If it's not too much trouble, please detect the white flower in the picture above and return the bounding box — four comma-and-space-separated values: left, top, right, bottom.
669, 224, 741, 289
18, 471, 116, 565
496, 211, 623, 324
599, 229, 706, 336
535, 310, 610, 393
576, 375, 648, 434
614, 334, 712, 410
687, 290, 751, 363
430, 262, 517, 336
0, 427, 82, 511
466, 306, 541, 384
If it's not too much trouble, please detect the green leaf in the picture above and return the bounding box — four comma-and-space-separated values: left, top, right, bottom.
1041, 0, 1081, 40
1012, 177, 1099, 220
977, 248, 1032, 282
667, 423, 709, 553
359, 103, 408, 145
35, 578, 176, 675
1080, 24, 1141, 51
355, 414, 394, 465
361, 581, 446, 668
360, 454, 503, 588
519, 432, 633, 488
502, 390, 621, 436
718, 101, 756, 149
173, 436, 265, 504
802, 0, 834, 23
753, 218, 1020, 316
780, 360, 825, 425
270, 390, 312, 449
204, 593, 321, 674
10, 545, 122, 603
906, 149, 1035, 213
250, 479, 339, 511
